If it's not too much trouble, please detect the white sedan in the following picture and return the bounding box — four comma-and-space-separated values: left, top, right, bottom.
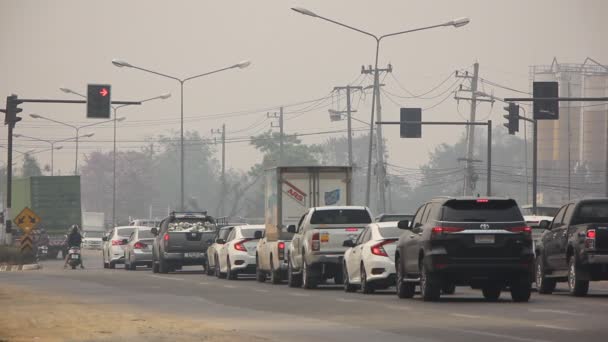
217, 225, 265, 280
342, 222, 402, 294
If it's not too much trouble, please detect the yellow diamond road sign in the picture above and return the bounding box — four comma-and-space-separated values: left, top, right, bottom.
14, 207, 41, 233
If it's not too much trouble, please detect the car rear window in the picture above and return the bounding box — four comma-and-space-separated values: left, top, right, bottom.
378, 215, 413, 222
241, 229, 264, 239
310, 209, 372, 224
441, 200, 523, 222
138, 230, 154, 239
573, 202, 608, 224
117, 228, 135, 237
378, 226, 403, 238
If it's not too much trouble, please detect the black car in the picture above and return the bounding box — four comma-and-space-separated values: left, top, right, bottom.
394, 197, 534, 302
536, 199, 608, 296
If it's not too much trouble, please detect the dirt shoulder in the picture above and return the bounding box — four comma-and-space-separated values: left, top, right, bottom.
0, 285, 269, 342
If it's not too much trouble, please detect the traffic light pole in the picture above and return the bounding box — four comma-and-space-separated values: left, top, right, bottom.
376, 120, 493, 196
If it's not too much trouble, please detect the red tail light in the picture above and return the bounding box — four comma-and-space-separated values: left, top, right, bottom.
371, 239, 398, 257
311, 231, 320, 251
111, 239, 126, 246
278, 241, 286, 260
163, 233, 170, 241
506, 226, 532, 234
134, 241, 146, 249
278, 241, 285, 250
587, 229, 596, 239
234, 239, 248, 252
476, 199, 489, 203
345, 228, 359, 232
431, 226, 464, 236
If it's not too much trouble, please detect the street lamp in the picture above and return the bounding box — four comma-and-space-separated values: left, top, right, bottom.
60, 87, 171, 226
13, 133, 89, 176
111, 58, 251, 210
29, 114, 115, 174
292, 6, 469, 212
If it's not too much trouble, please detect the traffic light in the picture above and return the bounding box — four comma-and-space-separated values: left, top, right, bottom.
503, 102, 519, 135
533, 81, 559, 120
3, 95, 23, 127
87, 84, 112, 119
400, 108, 422, 138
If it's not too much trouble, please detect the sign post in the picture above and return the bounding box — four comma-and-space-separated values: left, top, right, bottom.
14, 207, 41, 253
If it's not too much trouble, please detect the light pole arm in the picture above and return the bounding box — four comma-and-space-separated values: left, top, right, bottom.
129, 65, 182, 83
183, 65, 239, 83
313, 14, 378, 41
379, 23, 450, 40
35, 116, 78, 130
77, 118, 115, 129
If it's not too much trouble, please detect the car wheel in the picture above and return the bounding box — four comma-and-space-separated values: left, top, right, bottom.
215, 255, 226, 279
109, 261, 116, 269
420, 261, 441, 302
227, 257, 237, 280
270, 258, 281, 284
124, 260, 129, 270
129, 261, 137, 271
510, 276, 531, 302
396, 256, 415, 299
255, 257, 266, 283
158, 255, 169, 274
287, 256, 302, 288
536, 255, 556, 294
302, 258, 318, 289
205, 259, 214, 276
568, 256, 589, 297
343, 262, 357, 293
152, 260, 159, 273
442, 282, 456, 295
482, 282, 502, 301
360, 264, 374, 294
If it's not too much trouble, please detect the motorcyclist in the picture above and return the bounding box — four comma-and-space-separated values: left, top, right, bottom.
64, 224, 84, 269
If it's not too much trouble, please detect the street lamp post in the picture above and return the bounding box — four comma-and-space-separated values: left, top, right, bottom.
292, 7, 469, 212
61, 88, 171, 226
29, 114, 121, 175
111, 59, 251, 210
12, 133, 86, 175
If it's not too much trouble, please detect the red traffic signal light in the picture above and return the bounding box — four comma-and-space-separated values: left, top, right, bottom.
87, 84, 112, 119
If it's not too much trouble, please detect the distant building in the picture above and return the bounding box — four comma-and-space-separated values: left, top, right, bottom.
530, 58, 608, 203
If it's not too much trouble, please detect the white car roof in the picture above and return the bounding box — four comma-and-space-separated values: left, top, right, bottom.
236, 224, 265, 230
115, 226, 138, 230
312, 206, 369, 211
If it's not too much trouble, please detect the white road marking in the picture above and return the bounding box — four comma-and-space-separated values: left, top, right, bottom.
385, 305, 412, 311
452, 328, 551, 342
288, 292, 311, 297
335, 298, 361, 303
148, 275, 184, 281
253, 289, 269, 293
199, 282, 210, 285
450, 313, 483, 319
529, 308, 584, 316
223, 284, 238, 289
535, 324, 578, 331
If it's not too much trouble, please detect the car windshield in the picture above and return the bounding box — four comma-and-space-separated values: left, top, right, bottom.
573, 202, 608, 224
241, 229, 263, 239
138, 229, 154, 239
378, 226, 402, 238
378, 214, 413, 222
442, 200, 523, 222
310, 209, 372, 224
117, 228, 136, 237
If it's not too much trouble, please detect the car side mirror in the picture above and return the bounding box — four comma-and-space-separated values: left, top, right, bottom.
254, 230, 264, 239
286, 225, 297, 234
342, 239, 356, 247
101, 236, 108, 241
121, 239, 129, 245
150, 227, 158, 236
539, 220, 552, 230
397, 220, 410, 230
216, 238, 225, 244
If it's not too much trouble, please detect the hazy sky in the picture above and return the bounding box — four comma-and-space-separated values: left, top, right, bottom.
1, 0, 606, 175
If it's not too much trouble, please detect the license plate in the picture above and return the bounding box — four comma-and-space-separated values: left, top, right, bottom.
71, 254, 80, 259
475, 235, 495, 244
185, 252, 202, 258
320, 232, 329, 243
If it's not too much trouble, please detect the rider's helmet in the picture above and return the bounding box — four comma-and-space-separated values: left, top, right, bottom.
71, 224, 80, 234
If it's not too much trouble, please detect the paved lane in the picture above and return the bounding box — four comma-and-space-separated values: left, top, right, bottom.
2, 250, 608, 342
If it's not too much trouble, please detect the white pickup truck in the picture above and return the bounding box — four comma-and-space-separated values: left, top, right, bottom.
257, 166, 353, 284
286, 206, 373, 289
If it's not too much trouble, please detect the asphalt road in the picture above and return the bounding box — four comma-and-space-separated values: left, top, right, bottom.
3, 249, 608, 342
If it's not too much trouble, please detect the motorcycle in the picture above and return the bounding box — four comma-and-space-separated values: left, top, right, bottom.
67, 247, 82, 269
36, 245, 48, 261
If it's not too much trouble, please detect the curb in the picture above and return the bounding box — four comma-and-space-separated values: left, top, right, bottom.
0, 263, 41, 272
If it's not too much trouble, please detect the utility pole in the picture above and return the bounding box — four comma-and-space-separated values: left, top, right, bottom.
268, 108, 284, 165
212, 124, 226, 217
455, 63, 494, 195
362, 64, 391, 213
331, 85, 363, 167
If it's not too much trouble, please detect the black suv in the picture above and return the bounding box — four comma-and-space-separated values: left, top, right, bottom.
536, 199, 608, 296
395, 197, 534, 302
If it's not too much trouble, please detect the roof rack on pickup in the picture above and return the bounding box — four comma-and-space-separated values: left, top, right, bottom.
169, 211, 215, 222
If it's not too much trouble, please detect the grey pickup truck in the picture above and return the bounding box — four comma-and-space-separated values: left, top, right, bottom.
151, 212, 218, 273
